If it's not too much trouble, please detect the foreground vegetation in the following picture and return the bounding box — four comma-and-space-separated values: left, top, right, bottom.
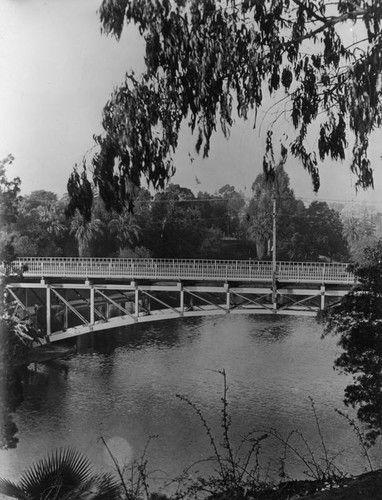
0, 372, 380, 499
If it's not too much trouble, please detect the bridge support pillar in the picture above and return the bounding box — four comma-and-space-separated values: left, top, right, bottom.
134, 285, 139, 319
320, 285, 326, 310
90, 287, 95, 324
46, 285, 51, 336
64, 304, 68, 331
225, 284, 230, 312
179, 285, 184, 316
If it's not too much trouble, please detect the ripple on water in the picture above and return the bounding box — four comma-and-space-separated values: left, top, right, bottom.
0, 315, 379, 486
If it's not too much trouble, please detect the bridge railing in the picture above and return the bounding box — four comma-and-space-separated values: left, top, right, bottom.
7, 257, 355, 284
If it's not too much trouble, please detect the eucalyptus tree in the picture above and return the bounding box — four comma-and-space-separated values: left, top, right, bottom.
68, 0, 382, 218
320, 240, 382, 443
217, 184, 246, 237
149, 184, 206, 257
0, 155, 21, 261
342, 210, 378, 262
246, 164, 298, 259
0, 160, 28, 449
305, 201, 349, 261
0, 155, 20, 227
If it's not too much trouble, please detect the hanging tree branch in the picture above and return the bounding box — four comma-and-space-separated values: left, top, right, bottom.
68, 0, 382, 219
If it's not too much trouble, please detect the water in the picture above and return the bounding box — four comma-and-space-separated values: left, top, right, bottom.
1, 315, 381, 491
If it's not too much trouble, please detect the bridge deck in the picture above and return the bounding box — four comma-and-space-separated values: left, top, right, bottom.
9, 257, 354, 284
4, 258, 354, 343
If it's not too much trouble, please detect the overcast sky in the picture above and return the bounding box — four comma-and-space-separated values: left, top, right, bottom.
1, 0, 381, 208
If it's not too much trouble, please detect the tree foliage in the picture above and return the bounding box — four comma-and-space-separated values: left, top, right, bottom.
69, 0, 382, 217
342, 209, 380, 262
13, 192, 69, 257
245, 166, 349, 260
320, 240, 382, 443
305, 201, 349, 260
0, 155, 20, 228
0, 155, 21, 261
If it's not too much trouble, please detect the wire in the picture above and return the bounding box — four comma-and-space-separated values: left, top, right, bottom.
19, 192, 382, 207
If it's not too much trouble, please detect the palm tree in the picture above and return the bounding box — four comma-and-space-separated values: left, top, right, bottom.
70, 213, 104, 257
247, 213, 272, 260
108, 209, 142, 251
32, 204, 66, 238
0, 448, 121, 499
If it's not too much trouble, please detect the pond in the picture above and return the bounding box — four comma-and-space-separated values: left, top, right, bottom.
1, 314, 381, 493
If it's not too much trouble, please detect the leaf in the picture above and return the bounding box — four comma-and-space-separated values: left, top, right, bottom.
0, 478, 27, 499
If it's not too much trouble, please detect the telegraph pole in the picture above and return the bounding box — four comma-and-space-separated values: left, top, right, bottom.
272, 193, 277, 309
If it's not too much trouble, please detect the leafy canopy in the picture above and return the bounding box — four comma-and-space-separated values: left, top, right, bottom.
320, 240, 382, 443
68, 0, 382, 218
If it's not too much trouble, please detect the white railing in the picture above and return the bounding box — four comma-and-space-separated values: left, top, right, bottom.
7, 257, 355, 284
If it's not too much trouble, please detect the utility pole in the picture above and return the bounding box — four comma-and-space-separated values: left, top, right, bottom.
272, 194, 277, 309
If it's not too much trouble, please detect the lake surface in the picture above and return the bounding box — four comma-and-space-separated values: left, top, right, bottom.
1, 314, 381, 492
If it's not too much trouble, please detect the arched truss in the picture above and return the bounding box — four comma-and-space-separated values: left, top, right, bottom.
6, 274, 352, 343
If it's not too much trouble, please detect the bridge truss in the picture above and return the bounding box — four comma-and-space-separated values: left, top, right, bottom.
4, 258, 355, 343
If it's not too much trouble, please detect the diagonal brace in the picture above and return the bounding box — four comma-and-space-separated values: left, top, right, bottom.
95, 289, 135, 319
183, 289, 228, 312
75, 289, 106, 321
230, 290, 274, 311
50, 288, 89, 325
140, 290, 181, 316
6, 288, 32, 318
278, 293, 320, 312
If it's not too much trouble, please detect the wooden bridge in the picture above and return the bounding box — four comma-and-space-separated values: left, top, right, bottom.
4, 257, 355, 343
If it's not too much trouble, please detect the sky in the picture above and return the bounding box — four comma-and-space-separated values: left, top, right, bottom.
1, 0, 382, 209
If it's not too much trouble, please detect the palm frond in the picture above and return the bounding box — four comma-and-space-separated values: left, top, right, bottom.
0, 448, 121, 500
19, 448, 92, 499
0, 477, 27, 499
66, 473, 121, 500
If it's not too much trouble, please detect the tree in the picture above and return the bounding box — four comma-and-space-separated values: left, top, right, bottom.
14, 192, 69, 257
0, 155, 20, 228
342, 209, 378, 262
320, 240, 382, 443
0, 155, 21, 261
19, 190, 58, 212
68, 0, 381, 218
246, 164, 299, 259
216, 185, 246, 237
70, 213, 105, 257
305, 201, 349, 261
148, 184, 207, 258
108, 208, 143, 250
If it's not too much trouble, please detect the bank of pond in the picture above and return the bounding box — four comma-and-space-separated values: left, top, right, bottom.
1, 315, 381, 498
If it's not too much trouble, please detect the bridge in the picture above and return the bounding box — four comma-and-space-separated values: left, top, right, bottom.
4, 257, 355, 343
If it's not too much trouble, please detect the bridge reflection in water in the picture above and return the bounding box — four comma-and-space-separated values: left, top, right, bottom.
5, 258, 354, 343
